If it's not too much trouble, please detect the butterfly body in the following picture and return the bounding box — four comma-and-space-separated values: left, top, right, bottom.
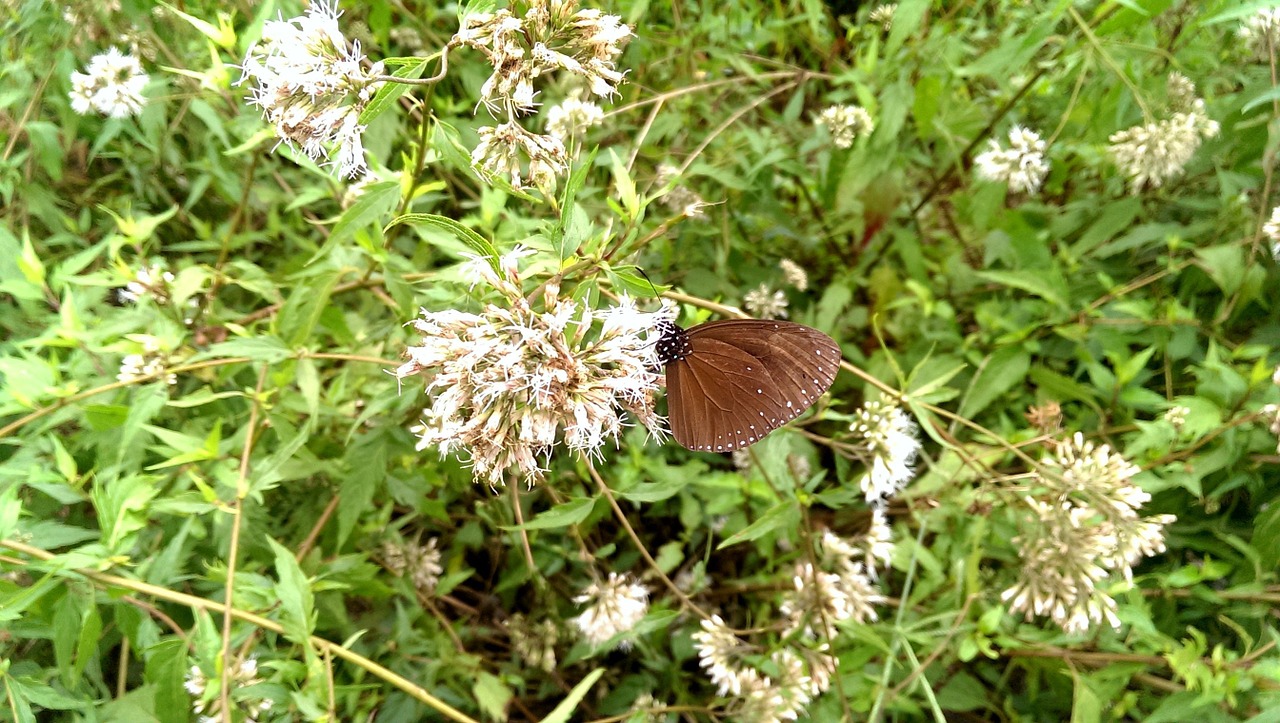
657, 319, 840, 452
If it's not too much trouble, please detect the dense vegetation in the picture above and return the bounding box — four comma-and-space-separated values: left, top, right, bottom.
3, 0, 1280, 720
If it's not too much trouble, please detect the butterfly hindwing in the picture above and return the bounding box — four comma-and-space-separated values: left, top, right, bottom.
664, 320, 840, 451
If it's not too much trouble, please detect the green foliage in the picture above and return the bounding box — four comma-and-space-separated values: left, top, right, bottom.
4, 0, 1280, 721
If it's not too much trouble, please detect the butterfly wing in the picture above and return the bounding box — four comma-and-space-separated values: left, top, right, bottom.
665, 320, 840, 451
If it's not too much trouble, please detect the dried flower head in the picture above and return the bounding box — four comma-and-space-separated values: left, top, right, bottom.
1262, 403, 1280, 454
1107, 100, 1218, 193
868, 4, 896, 31
974, 126, 1050, 194
397, 253, 667, 487
506, 613, 560, 672
654, 163, 709, 218
1025, 400, 1063, 435
1239, 8, 1280, 59
815, 105, 874, 148
545, 89, 605, 141
743, 283, 789, 320
1166, 72, 1197, 111
849, 394, 921, 505
238, 0, 384, 178
778, 259, 808, 291
382, 537, 443, 594
571, 572, 649, 648
1001, 433, 1175, 635
68, 47, 149, 118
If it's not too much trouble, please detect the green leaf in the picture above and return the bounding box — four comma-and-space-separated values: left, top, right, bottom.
959, 348, 1030, 418
717, 500, 798, 550
387, 213, 502, 277
0, 483, 21, 540
267, 537, 316, 644
339, 432, 387, 547
190, 336, 293, 363
473, 671, 512, 722
360, 59, 428, 124
973, 269, 1069, 310
609, 149, 639, 221
1195, 245, 1245, 295
278, 273, 341, 346
311, 181, 401, 265
607, 265, 667, 298
616, 475, 689, 503
539, 668, 605, 723
506, 497, 597, 531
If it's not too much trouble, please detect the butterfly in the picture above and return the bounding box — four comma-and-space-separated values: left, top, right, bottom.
655, 319, 840, 451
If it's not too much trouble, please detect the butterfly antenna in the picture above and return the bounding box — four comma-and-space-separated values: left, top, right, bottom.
635, 267, 662, 300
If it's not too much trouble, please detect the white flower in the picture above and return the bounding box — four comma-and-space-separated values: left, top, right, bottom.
397, 270, 668, 487
545, 91, 605, 141
238, 0, 383, 178
743, 283, 788, 320
1162, 405, 1189, 430
868, 4, 896, 31
692, 615, 748, 696
779, 259, 808, 291
974, 126, 1050, 194
117, 341, 177, 386
1001, 433, 1176, 635
815, 105, 874, 148
849, 394, 921, 505
471, 121, 568, 191
1108, 100, 1218, 193
1239, 8, 1280, 59
118, 263, 175, 304
571, 572, 649, 648
506, 613, 560, 672
68, 47, 149, 118
382, 538, 443, 593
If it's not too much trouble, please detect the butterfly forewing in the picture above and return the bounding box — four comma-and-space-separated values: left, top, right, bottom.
663, 319, 840, 451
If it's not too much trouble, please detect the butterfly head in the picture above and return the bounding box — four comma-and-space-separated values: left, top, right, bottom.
654, 320, 692, 365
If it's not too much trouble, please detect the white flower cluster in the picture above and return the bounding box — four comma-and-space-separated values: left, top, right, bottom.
849, 394, 921, 505
692, 616, 837, 723
184, 658, 272, 723
571, 572, 649, 648
396, 249, 667, 487
743, 283, 788, 320
814, 105, 875, 149
974, 126, 1050, 194
117, 263, 175, 305
455, 0, 632, 190
239, 0, 384, 178
1001, 433, 1175, 635
382, 537, 443, 594
1107, 77, 1218, 193
117, 336, 176, 386
1238, 8, 1280, 59
69, 47, 149, 118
